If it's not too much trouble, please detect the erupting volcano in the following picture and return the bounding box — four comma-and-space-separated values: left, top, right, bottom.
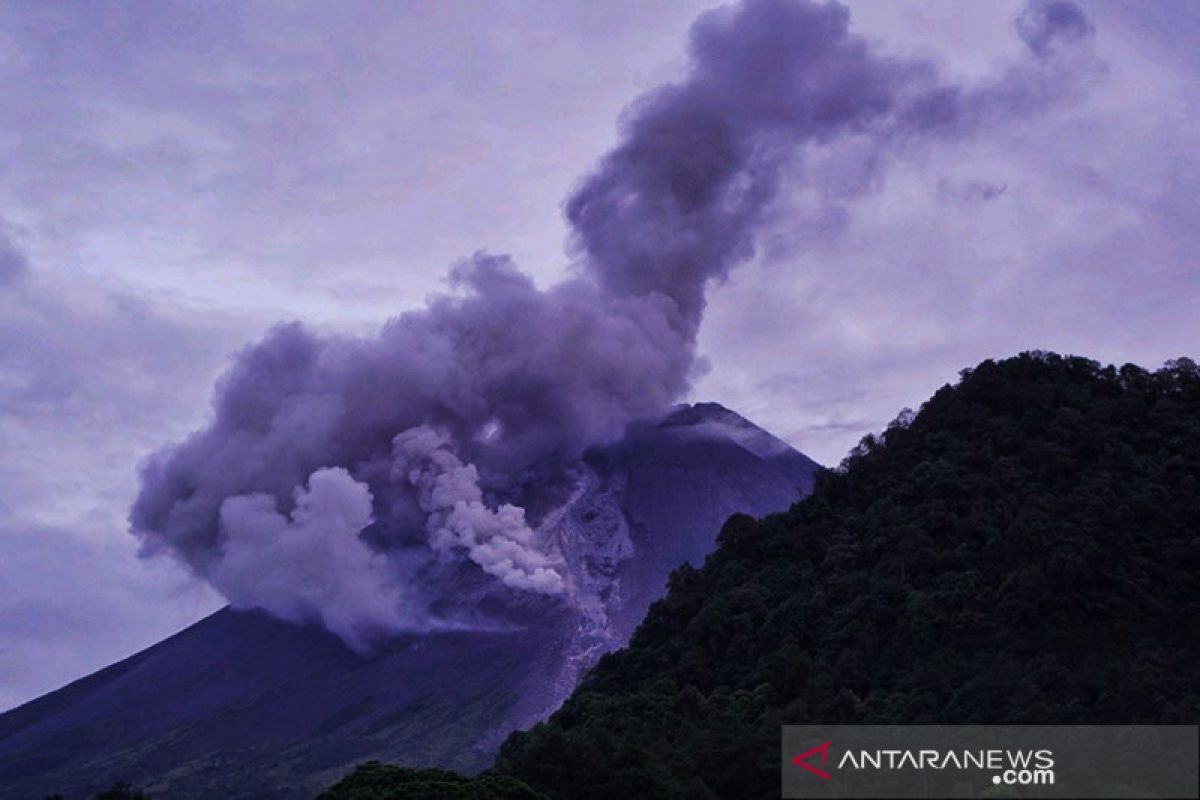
0, 0, 1105, 797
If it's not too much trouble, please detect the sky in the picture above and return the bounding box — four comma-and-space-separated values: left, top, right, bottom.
1, 0, 1198, 711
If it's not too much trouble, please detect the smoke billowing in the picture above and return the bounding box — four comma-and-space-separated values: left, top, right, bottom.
131, 0, 1097, 648
392, 425, 566, 596
210, 467, 404, 650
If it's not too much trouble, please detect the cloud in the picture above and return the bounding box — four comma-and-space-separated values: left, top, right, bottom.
0, 520, 216, 713
0, 229, 27, 287
212, 467, 407, 651
129, 0, 1104, 648
1017, 0, 1096, 60
0, 260, 239, 709
392, 426, 566, 595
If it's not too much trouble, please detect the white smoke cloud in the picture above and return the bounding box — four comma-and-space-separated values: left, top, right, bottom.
391, 426, 567, 595
208, 455, 564, 648
211, 467, 407, 650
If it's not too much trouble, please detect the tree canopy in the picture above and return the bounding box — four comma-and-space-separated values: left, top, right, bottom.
317, 762, 545, 800
331, 352, 1200, 800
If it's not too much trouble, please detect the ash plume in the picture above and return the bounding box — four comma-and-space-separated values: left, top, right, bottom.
392, 425, 566, 595
131, 0, 1098, 647
211, 467, 407, 650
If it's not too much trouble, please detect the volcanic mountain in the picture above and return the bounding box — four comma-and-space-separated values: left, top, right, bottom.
0, 403, 817, 799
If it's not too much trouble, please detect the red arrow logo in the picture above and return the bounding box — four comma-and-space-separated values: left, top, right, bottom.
792, 741, 832, 780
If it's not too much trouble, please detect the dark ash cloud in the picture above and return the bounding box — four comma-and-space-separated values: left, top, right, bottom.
131, 0, 1100, 648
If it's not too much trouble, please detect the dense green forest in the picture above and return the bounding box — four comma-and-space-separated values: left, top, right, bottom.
317, 763, 545, 800
324, 352, 1200, 800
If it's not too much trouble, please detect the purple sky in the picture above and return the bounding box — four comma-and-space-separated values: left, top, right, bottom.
1, 0, 1198, 711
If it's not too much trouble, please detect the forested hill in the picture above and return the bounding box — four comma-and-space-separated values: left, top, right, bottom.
324, 352, 1200, 800
490, 353, 1200, 799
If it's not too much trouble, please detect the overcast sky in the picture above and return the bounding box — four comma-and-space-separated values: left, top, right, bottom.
1, 0, 1198, 711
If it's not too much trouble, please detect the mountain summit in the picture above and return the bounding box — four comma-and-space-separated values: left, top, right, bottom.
0, 403, 817, 799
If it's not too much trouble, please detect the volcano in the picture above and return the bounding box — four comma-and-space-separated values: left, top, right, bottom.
0, 403, 817, 799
